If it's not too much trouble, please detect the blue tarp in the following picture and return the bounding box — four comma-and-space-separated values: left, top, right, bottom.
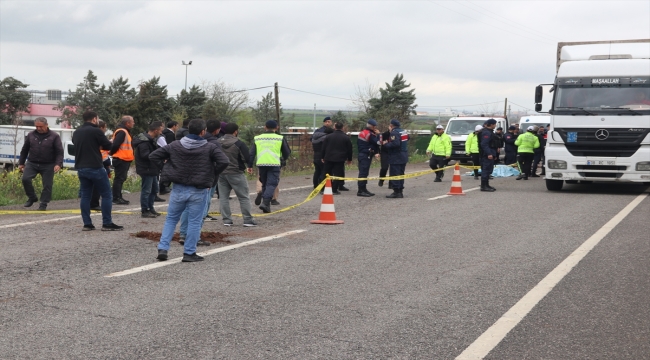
464, 165, 520, 177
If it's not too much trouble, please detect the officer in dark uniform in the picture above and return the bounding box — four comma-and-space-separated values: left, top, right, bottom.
531, 125, 547, 177
479, 118, 500, 192
503, 125, 518, 165
383, 119, 409, 198
357, 119, 380, 197
378, 129, 391, 187
494, 127, 505, 164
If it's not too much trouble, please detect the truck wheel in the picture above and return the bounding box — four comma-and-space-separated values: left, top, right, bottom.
546, 179, 563, 191
565, 180, 578, 184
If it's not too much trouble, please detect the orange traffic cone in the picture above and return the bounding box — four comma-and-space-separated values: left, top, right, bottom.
311, 177, 344, 224
447, 163, 466, 195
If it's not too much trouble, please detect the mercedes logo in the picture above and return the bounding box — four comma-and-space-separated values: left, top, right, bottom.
595, 129, 609, 140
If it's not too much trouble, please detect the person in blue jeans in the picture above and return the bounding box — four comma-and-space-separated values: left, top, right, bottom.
150, 119, 229, 262
132, 121, 164, 218
71, 111, 123, 231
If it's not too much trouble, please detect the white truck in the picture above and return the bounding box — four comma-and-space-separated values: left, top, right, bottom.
445, 116, 508, 162
534, 39, 650, 191
0, 125, 76, 171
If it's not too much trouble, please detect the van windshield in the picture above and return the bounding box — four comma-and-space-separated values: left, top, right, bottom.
446, 120, 486, 135
554, 85, 650, 114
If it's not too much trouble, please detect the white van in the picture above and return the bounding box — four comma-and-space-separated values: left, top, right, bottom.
0, 125, 76, 170
518, 115, 550, 133
444, 116, 508, 162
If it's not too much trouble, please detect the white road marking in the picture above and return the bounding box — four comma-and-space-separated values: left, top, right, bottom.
104, 229, 307, 278
427, 187, 480, 201
0, 185, 315, 229
455, 191, 649, 360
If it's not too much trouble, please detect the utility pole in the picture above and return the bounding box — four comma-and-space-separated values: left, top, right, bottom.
274, 82, 281, 129
313, 103, 316, 130
503, 98, 508, 119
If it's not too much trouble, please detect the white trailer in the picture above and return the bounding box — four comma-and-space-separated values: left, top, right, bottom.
0, 125, 76, 170
534, 39, 650, 190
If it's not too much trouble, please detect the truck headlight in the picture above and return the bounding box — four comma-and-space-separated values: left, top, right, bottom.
547, 160, 567, 169
636, 162, 650, 171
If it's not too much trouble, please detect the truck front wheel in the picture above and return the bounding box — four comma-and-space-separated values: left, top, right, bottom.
546, 179, 564, 191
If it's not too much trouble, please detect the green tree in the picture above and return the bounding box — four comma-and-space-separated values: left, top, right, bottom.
0, 77, 31, 125
251, 92, 283, 125
57, 70, 108, 128
368, 73, 417, 129
330, 110, 348, 126
201, 81, 248, 122
176, 85, 206, 120
129, 76, 173, 133
104, 76, 136, 128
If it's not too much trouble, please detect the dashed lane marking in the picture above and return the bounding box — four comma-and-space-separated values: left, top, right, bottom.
104, 229, 307, 278
455, 190, 649, 359
427, 187, 480, 201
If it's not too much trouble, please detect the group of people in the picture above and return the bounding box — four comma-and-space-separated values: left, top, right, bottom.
310, 116, 411, 198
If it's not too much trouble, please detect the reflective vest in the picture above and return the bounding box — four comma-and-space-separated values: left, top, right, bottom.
101, 150, 110, 162
465, 132, 479, 154
112, 128, 134, 161
427, 133, 452, 156
254, 133, 283, 166
515, 132, 540, 154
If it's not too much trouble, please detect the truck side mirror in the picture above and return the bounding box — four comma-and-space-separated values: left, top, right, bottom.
535, 103, 542, 112
534, 85, 543, 104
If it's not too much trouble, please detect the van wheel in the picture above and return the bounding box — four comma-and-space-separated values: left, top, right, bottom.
546, 179, 563, 191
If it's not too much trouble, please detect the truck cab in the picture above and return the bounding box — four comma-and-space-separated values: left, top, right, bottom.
445, 116, 508, 162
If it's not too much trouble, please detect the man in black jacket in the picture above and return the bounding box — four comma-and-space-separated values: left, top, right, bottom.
503, 126, 518, 166
133, 121, 164, 218
150, 119, 229, 263
18, 117, 63, 211
159, 120, 178, 195
321, 122, 353, 194
310, 116, 332, 188
72, 111, 123, 231
175, 119, 190, 141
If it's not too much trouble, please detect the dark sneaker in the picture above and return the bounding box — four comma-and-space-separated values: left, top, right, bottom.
82, 224, 95, 231
378, 180, 384, 187
204, 215, 218, 222
101, 223, 124, 231
141, 211, 157, 218
37, 204, 47, 211
386, 192, 403, 198
90, 206, 102, 211
154, 196, 165, 202
223, 220, 234, 227
24, 198, 38, 208
157, 249, 168, 261
338, 185, 350, 191
270, 199, 280, 206
197, 240, 211, 246
434, 178, 442, 183
357, 191, 373, 197
150, 209, 162, 217
243, 219, 257, 227
112, 198, 129, 205
254, 192, 263, 206
182, 253, 204, 262
332, 190, 341, 195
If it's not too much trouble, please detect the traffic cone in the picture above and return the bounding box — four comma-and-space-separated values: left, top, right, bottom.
447, 163, 466, 195
311, 177, 344, 225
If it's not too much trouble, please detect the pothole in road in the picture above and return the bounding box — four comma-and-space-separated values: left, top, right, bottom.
132, 231, 231, 244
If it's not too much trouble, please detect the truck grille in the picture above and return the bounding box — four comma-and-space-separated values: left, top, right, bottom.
575, 165, 627, 171
555, 128, 649, 158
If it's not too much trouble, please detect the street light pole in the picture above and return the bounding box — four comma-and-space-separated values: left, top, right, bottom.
182, 60, 192, 91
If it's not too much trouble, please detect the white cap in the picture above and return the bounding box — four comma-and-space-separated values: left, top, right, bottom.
475, 125, 483, 131
527, 126, 535, 131
436, 125, 444, 129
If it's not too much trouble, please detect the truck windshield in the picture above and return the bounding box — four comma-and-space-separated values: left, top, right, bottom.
554, 85, 650, 114
446, 120, 486, 135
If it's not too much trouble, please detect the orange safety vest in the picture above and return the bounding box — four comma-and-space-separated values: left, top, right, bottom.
101, 149, 110, 162
112, 128, 134, 161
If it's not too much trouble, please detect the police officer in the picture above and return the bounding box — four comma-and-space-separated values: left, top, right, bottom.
465, 125, 482, 180
531, 125, 547, 177
426, 125, 451, 182
249, 120, 291, 213
357, 119, 380, 197
515, 126, 540, 180
503, 125, 518, 166
383, 119, 409, 198
494, 127, 505, 164
311, 116, 332, 188
479, 119, 500, 192
377, 129, 391, 187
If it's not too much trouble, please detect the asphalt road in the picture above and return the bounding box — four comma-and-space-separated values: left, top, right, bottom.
0, 163, 648, 359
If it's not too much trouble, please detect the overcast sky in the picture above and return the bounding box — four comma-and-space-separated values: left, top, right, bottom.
1, 0, 649, 113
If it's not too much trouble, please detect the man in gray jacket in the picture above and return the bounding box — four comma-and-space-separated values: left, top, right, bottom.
218, 123, 256, 227
150, 119, 229, 263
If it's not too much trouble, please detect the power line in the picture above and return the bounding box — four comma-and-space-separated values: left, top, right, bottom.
226, 85, 273, 93
279, 86, 350, 101
418, 100, 502, 108
427, 0, 555, 46
508, 101, 532, 110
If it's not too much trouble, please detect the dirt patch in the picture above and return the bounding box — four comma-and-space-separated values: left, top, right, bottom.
132, 231, 231, 244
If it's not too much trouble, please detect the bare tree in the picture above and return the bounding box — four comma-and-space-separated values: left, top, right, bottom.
350, 79, 379, 114
477, 102, 503, 117
200, 80, 250, 121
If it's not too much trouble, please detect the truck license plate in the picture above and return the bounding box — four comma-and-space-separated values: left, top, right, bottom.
586, 160, 615, 166
455, 150, 465, 154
